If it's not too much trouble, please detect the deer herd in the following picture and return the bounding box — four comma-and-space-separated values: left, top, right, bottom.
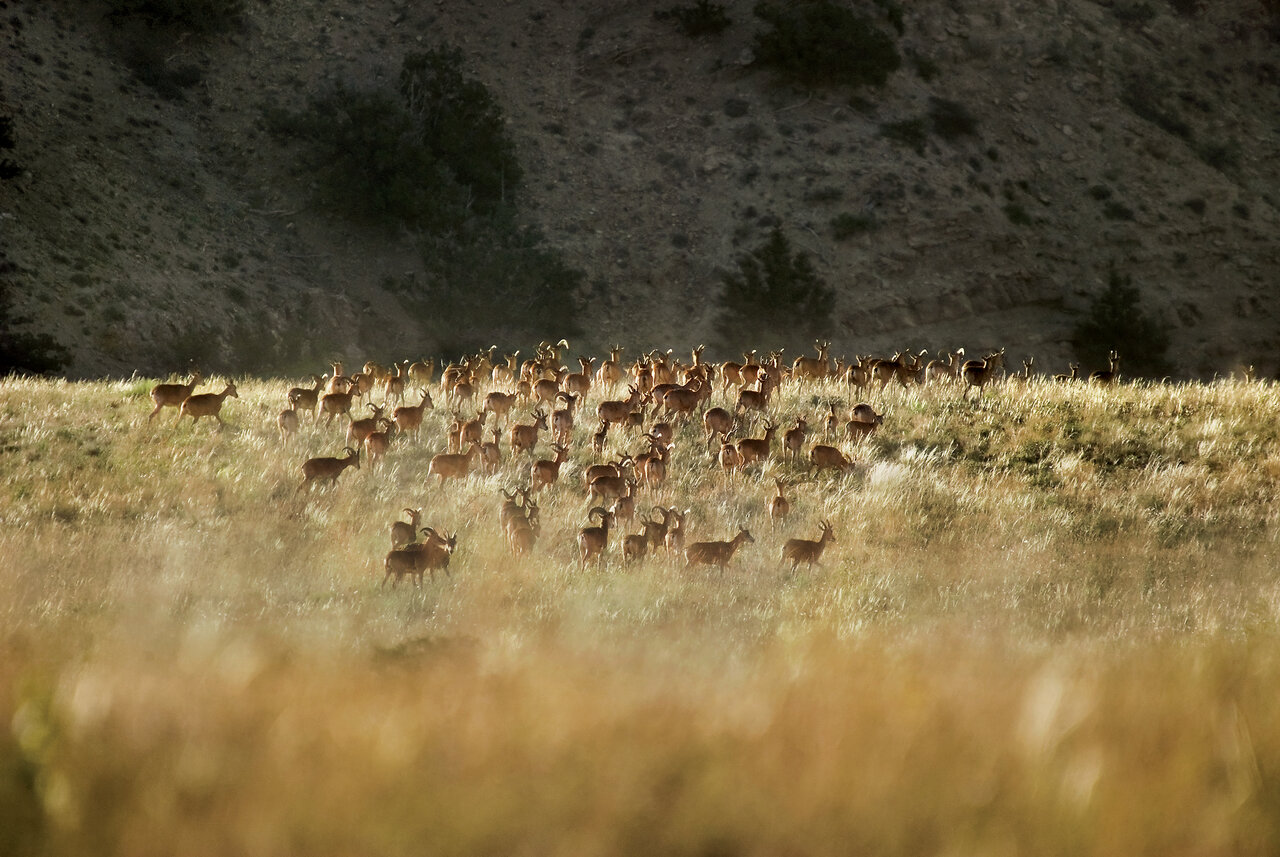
149, 341, 1121, 587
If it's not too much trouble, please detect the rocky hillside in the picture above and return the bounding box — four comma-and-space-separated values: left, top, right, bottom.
2, 0, 1278, 378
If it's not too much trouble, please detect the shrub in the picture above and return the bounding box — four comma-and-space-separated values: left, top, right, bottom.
1195, 138, 1240, 172
0, 116, 21, 181
655, 1, 732, 37
830, 212, 876, 240
1003, 203, 1033, 226
752, 1, 901, 88
0, 255, 68, 375
880, 117, 927, 154
1121, 78, 1191, 140
269, 48, 521, 231
716, 228, 835, 350
1072, 266, 1171, 378
105, 0, 246, 33
927, 97, 978, 140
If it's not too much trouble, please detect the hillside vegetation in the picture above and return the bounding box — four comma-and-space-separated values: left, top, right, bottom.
2, 355, 1279, 854
2, 0, 1278, 377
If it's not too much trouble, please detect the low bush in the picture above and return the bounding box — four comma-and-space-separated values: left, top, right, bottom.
717, 228, 835, 350
752, 1, 901, 88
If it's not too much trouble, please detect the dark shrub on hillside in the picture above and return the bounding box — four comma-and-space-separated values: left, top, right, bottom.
105, 0, 246, 32
269, 48, 521, 231
752, 1, 900, 88
717, 228, 834, 350
655, 1, 732, 37
1073, 266, 1171, 378
0, 256, 67, 375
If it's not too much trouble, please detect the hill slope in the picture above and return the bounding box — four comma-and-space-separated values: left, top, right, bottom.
2, 0, 1278, 377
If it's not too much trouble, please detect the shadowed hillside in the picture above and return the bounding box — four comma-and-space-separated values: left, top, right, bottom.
2, 0, 1277, 377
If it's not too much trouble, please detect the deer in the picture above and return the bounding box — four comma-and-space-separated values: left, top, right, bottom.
962, 348, 1006, 400
736, 420, 777, 467
506, 502, 540, 556
640, 506, 678, 552
562, 356, 595, 399
482, 391, 518, 427
845, 403, 884, 443
176, 382, 238, 429
298, 446, 360, 491
382, 361, 409, 405
277, 407, 300, 445
587, 473, 636, 507
702, 407, 735, 449
769, 478, 790, 529
578, 506, 616, 568
663, 507, 691, 557
1089, 351, 1121, 386
791, 340, 832, 382
924, 349, 965, 385
782, 520, 836, 570
499, 487, 535, 545
319, 387, 357, 427
428, 442, 482, 484
610, 477, 639, 528
735, 375, 774, 417
596, 345, 625, 389
390, 508, 423, 550
552, 393, 578, 446
783, 417, 809, 462
590, 419, 609, 456
623, 530, 649, 562
685, 528, 755, 571
809, 444, 856, 474
382, 528, 457, 587
530, 443, 570, 493
597, 386, 644, 429
363, 420, 396, 468
1053, 363, 1080, 383
286, 374, 324, 418
584, 455, 634, 491
148, 370, 203, 421
480, 428, 503, 474
510, 410, 549, 456
408, 358, 436, 388
716, 432, 742, 473
346, 403, 388, 448
393, 390, 433, 439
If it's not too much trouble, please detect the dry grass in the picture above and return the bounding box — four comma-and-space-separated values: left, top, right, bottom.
3, 371, 1280, 855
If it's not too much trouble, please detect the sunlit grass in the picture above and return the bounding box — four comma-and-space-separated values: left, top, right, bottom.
2, 371, 1279, 855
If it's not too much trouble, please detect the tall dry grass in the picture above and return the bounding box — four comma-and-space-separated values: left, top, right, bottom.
2, 370, 1279, 855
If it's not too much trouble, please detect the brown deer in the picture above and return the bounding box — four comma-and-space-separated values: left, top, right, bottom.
176, 382, 238, 429
782, 520, 836, 570
148, 370, 203, 421
298, 446, 360, 491
685, 528, 755, 571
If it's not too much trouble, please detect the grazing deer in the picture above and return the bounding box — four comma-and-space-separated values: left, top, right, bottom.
782, 520, 836, 570
809, 444, 856, 474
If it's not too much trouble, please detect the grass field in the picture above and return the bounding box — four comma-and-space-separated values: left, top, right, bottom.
3, 369, 1279, 855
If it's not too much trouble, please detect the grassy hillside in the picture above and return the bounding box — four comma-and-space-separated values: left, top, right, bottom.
3, 363, 1279, 854
2, 0, 1278, 377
